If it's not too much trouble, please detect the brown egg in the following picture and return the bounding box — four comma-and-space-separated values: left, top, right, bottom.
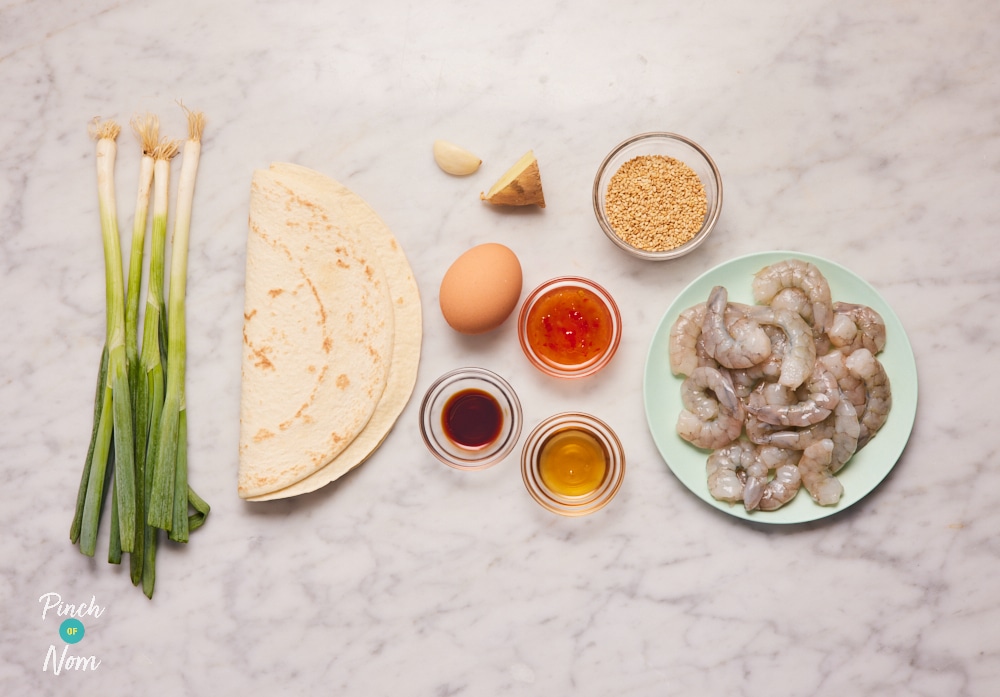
439, 243, 523, 334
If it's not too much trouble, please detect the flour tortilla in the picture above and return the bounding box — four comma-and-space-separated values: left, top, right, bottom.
241, 163, 422, 501
238, 168, 394, 498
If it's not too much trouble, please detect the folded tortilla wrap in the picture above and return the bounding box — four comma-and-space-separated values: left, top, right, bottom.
239, 164, 421, 500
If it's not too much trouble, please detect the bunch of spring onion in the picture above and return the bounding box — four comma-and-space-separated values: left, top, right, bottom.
70, 107, 210, 599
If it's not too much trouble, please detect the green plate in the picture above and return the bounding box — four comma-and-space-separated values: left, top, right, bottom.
643, 251, 918, 524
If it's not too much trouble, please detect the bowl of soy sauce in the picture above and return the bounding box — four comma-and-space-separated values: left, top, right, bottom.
418, 367, 523, 470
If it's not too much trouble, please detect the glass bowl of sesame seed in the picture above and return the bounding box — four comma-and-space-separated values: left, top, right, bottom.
593, 132, 723, 261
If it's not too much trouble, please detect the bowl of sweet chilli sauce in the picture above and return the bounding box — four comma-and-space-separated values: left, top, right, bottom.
517, 276, 622, 379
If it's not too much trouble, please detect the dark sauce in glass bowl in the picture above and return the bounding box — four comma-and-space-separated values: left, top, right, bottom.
442, 389, 503, 449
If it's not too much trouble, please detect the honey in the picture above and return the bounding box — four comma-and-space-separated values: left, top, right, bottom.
538, 428, 608, 497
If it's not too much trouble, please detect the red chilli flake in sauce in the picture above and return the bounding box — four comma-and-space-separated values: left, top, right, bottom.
525, 286, 613, 368
442, 389, 503, 449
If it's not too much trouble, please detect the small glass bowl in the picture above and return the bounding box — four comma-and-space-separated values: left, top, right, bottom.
517, 276, 622, 379
521, 412, 626, 517
419, 367, 522, 471
592, 132, 723, 261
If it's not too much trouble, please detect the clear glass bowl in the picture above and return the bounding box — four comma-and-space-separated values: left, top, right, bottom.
592, 132, 723, 261
517, 276, 622, 379
521, 412, 626, 516
419, 367, 522, 470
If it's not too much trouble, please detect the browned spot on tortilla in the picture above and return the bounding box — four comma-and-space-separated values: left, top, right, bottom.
252, 347, 274, 370
244, 309, 257, 320
365, 265, 374, 280
268, 288, 284, 298
322, 337, 332, 353
300, 270, 327, 325
254, 428, 275, 442
336, 259, 349, 269
336, 374, 350, 389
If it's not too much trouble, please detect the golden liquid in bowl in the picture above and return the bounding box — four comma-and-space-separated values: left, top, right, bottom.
538, 429, 608, 496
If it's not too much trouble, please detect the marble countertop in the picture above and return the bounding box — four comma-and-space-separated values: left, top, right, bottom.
3, 0, 999, 694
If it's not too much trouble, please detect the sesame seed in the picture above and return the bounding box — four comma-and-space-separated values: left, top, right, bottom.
604, 155, 708, 252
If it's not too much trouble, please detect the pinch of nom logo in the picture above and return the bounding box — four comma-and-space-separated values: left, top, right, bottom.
39, 592, 104, 675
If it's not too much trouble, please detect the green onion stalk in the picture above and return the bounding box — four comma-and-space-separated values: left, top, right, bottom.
137, 137, 179, 597
112, 114, 159, 576
69, 345, 108, 549
148, 107, 209, 541
73, 120, 137, 557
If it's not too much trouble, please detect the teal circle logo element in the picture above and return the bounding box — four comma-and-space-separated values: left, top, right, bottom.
59, 618, 85, 644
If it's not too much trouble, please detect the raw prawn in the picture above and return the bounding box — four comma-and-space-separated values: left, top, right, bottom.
818, 350, 867, 410
728, 325, 788, 396
668, 303, 706, 376
701, 286, 771, 370
845, 348, 892, 448
770, 287, 814, 325
706, 440, 803, 511
745, 306, 817, 390
742, 457, 770, 511
759, 464, 803, 511
798, 439, 842, 506
829, 302, 887, 355
770, 286, 832, 354
758, 445, 803, 511
743, 381, 793, 444
828, 395, 860, 473
706, 440, 756, 504
676, 367, 745, 450
752, 259, 834, 334
764, 413, 837, 451
764, 387, 859, 469
749, 361, 840, 427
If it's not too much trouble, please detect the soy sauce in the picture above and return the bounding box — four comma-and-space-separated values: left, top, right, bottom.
442, 389, 503, 449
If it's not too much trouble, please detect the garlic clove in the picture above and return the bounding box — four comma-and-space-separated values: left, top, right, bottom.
433, 140, 482, 176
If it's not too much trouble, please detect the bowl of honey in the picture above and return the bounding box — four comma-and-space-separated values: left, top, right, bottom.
517, 276, 622, 379
419, 367, 523, 470
521, 412, 625, 516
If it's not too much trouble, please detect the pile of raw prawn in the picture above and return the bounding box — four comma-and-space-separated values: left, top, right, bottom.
668, 259, 892, 511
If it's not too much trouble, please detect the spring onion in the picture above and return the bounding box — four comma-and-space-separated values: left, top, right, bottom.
69, 345, 107, 547
138, 136, 178, 597
108, 115, 159, 568
148, 107, 204, 534
72, 108, 210, 598
74, 121, 137, 556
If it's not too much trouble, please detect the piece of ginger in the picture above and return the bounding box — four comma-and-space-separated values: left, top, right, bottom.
480, 150, 545, 208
